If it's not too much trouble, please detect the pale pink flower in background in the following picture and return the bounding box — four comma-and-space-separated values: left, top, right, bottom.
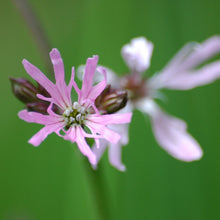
121, 37, 153, 73
91, 36, 220, 170
18, 49, 132, 165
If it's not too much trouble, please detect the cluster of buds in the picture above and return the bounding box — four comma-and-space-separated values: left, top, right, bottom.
10, 77, 128, 116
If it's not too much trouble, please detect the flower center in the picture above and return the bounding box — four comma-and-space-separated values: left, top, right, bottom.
120, 75, 148, 101
63, 102, 87, 129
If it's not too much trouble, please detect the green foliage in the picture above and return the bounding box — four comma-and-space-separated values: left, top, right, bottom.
1, 0, 220, 219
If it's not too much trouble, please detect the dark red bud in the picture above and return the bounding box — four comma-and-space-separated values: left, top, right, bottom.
95, 85, 128, 114
26, 102, 49, 114
9, 77, 38, 103
26, 102, 61, 115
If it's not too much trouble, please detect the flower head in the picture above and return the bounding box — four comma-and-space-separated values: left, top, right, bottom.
18, 49, 132, 165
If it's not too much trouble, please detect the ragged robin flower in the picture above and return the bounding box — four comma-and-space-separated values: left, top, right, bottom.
14, 49, 132, 165
91, 36, 220, 170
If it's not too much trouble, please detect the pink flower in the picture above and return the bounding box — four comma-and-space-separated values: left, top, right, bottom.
133, 36, 220, 161
92, 36, 220, 169
18, 49, 132, 165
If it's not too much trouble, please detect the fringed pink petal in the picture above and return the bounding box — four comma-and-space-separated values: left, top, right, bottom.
63, 126, 97, 165
28, 123, 63, 146
50, 49, 72, 107
86, 66, 107, 101
86, 121, 121, 144
80, 55, 99, 100
22, 59, 55, 94
88, 113, 132, 125
75, 127, 97, 165
22, 59, 66, 109
68, 67, 80, 96
63, 126, 77, 142
50, 49, 65, 85
92, 123, 129, 171
18, 109, 62, 125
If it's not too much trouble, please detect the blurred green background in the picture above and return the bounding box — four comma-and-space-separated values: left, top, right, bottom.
1, 0, 220, 219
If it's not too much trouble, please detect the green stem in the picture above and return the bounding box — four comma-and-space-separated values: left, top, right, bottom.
82, 159, 110, 220
12, 0, 53, 75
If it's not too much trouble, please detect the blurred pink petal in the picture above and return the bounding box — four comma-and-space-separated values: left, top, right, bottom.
121, 37, 154, 73
108, 142, 126, 171
158, 61, 220, 90
180, 36, 220, 69
92, 139, 108, 169
137, 99, 203, 162
150, 36, 220, 90
152, 110, 203, 161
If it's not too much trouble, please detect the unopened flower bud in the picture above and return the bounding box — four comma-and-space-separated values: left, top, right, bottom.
26, 102, 49, 114
9, 77, 38, 103
95, 85, 128, 114
9, 77, 56, 115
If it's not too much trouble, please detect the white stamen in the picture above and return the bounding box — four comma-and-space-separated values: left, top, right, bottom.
64, 109, 71, 116
80, 107, 85, 114
73, 102, 80, 109
76, 114, 82, 122
70, 117, 75, 122
63, 102, 87, 127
